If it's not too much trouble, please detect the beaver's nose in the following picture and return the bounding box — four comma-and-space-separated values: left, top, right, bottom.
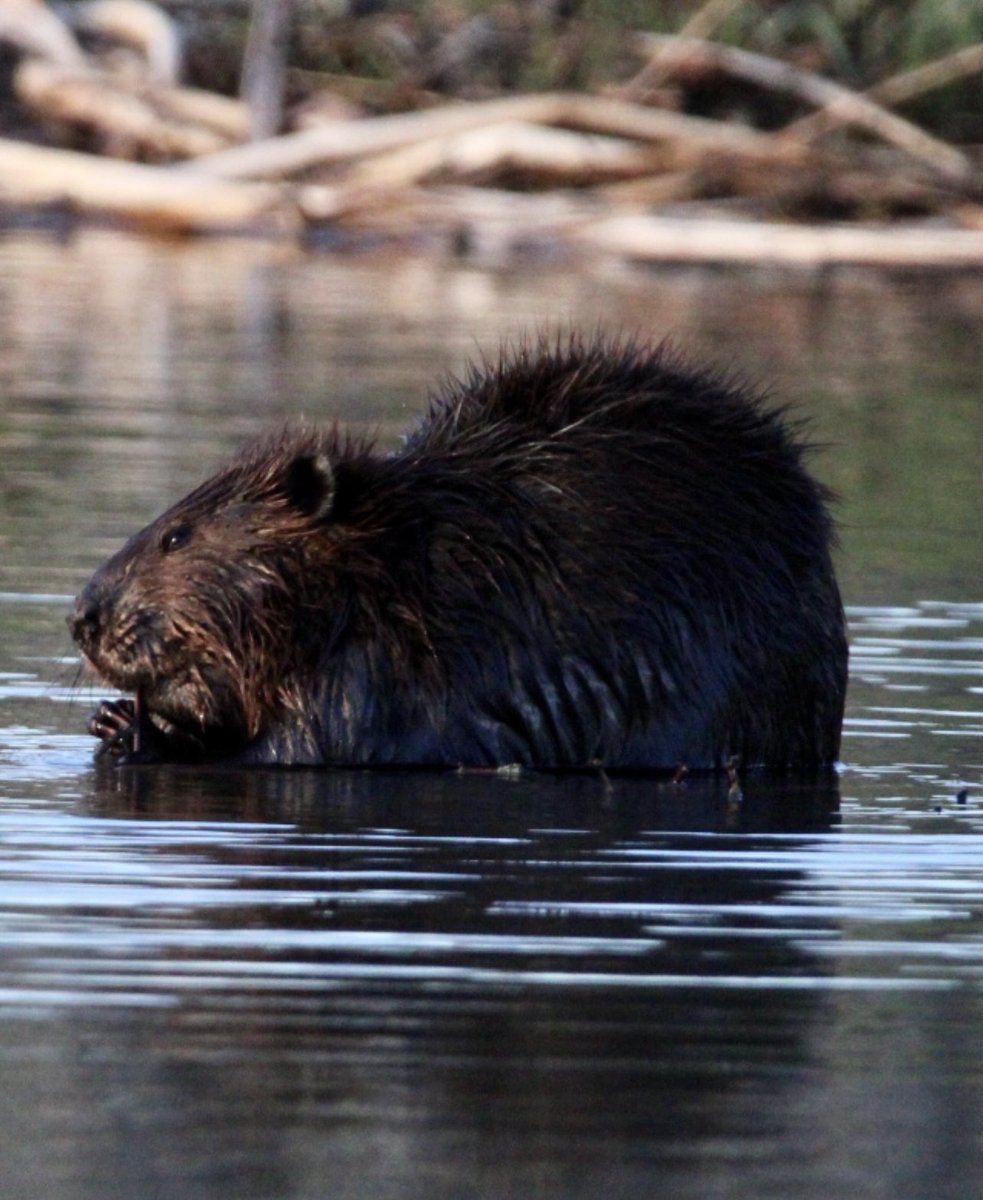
68, 594, 103, 651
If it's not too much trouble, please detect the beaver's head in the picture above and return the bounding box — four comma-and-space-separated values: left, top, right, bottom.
69, 429, 345, 748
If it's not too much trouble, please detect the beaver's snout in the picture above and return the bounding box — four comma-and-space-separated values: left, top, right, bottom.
69, 596, 101, 652
68, 581, 114, 657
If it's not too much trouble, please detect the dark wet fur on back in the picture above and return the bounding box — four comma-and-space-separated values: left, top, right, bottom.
70, 335, 848, 769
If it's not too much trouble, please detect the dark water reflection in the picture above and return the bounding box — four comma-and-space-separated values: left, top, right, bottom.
1, 231, 982, 1199
3, 763, 983, 1200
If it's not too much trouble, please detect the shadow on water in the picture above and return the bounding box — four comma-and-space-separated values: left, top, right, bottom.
84, 760, 841, 834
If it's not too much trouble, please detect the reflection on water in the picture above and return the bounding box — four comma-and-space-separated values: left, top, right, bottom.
0, 231, 981, 1199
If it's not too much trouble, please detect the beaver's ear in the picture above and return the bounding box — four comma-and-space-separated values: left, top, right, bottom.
282, 452, 335, 520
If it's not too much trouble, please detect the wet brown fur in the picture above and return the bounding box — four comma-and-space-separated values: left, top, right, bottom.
71, 335, 848, 769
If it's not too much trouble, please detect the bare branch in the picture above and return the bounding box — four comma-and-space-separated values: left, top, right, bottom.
635, 33, 972, 182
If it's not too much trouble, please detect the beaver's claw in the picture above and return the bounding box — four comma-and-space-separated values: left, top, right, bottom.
88, 698, 161, 764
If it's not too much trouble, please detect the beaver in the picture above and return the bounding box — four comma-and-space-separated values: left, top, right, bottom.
69, 336, 848, 770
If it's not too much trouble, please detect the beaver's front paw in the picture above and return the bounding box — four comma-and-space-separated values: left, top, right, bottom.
89, 698, 137, 751
88, 698, 161, 764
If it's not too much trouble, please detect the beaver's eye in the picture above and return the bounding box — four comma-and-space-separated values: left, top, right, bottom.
160, 523, 193, 553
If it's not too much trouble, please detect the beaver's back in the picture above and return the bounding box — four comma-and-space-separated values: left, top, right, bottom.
324, 338, 847, 769
406, 339, 832, 570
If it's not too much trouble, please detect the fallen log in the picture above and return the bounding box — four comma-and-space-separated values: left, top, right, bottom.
870, 40, 983, 107
597, 159, 953, 221
0, 136, 294, 233
184, 91, 808, 181
784, 42, 983, 143
954, 203, 983, 230
14, 59, 232, 158
16, 58, 250, 150
349, 120, 656, 190
74, 0, 181, 85
539, 93, 808, 165
145, 82, 251, 143
302, 182, 983, 267
580, 212, 983, 267
0, 0, 86, 66
301, 183, 595, 260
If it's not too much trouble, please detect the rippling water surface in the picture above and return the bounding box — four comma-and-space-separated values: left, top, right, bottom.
0, 233, 981, 1200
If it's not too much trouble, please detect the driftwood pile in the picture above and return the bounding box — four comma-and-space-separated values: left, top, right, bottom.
1, 0, 982, 266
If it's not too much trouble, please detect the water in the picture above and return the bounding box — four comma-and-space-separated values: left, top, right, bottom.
0, 231, 981, 1199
